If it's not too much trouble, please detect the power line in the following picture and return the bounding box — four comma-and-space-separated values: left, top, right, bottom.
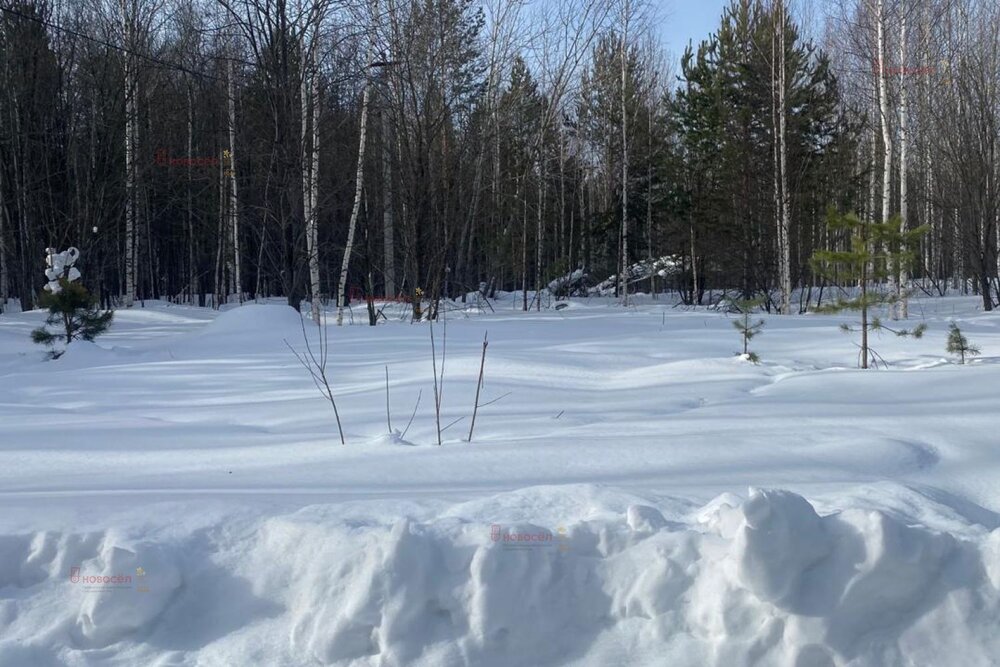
0, 4, 233, 83
0, 5, 374, 88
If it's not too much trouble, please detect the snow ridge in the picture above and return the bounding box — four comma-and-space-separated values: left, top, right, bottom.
2, 486, 999, 666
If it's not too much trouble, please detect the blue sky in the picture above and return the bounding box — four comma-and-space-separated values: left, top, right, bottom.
656, 0, 730, 60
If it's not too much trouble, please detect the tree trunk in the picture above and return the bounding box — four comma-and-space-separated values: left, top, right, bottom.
227, 57, 242, 304
214, 151, 225, 309
876, 0, 893, 256
187, 83, 197, 305
0, 156, 8, 311
303, 36, 321, 324
775, 0, 792, 314
898, 9, 909, 318
337, 66, 373, 326
122, 0, 137, 307
778, 2, 791, 315
690, 220, 699, 304
521, 174, 528, 311
619, 0, 630, 307
382, 108, 395, 298
535, 152, 544, 311
647, 87, 655, 298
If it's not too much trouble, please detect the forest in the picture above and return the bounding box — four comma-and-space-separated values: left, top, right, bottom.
0, 0, 998, 318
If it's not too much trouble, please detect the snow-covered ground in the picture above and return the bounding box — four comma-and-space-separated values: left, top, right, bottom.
1, 293, 1000, 666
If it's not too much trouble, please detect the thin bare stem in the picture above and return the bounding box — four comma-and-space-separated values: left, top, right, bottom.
401, 389, 423, 439
286, 312, 346, 444
430, 320, 442, 445
477, 391, 511, 409
385, 364, 392, 432
468, 330, 488, 442
441, 416, 465, 433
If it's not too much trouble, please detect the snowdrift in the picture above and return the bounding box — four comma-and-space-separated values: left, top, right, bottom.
2, 486, 999, 666
186, 303, 306, 353
201, 303, 303, 338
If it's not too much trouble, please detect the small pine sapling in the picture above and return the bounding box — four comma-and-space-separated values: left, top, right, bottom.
731, 298, 764, 363
31, 248, 113, 358
946, 322, 979, 364
810, 208, 928, 369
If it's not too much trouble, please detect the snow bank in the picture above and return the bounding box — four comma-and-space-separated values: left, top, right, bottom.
2, 486, 999, 665
201, 303, 303, 337
47, 340, 120, 368
190, 303, 306, 353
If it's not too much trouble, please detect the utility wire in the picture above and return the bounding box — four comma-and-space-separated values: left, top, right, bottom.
0, 4, 242, 82
0, 5, 382, 87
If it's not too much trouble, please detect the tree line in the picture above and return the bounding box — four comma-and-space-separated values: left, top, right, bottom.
0, 0, 998, 320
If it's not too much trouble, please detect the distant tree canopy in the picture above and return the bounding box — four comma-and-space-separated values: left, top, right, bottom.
0, 0, 996, 316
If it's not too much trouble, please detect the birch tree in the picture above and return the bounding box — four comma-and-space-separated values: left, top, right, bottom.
336, 28, 375, 326
897, 6, 909, 317
120, 0, 138, 307
227, 55, 243, 304
776, 0, 791, 315
301, 12, 321, 323
876, 0, 892, 262
619, 0, 631, 306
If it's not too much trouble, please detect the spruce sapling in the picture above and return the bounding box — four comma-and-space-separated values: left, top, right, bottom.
946, 322, 979, 364
731, 298, 764, 363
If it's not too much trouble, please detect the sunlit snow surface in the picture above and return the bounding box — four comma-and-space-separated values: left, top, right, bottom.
1, 294, 999, 665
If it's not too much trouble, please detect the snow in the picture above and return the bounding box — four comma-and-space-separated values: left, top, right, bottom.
2, 293, 1000, 665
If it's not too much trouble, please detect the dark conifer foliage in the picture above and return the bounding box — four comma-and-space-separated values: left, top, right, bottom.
0, 0, 996, 316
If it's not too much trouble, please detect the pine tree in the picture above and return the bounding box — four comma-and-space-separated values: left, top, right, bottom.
946, 323, 979, 364
31, 280, 113, 358
811, 208, 927, 369
731, 297, 764, 363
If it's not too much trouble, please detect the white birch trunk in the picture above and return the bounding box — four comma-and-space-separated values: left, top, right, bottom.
301, 39, 317, 322
559, 123, 566, 264
877, 0, 893, 268
227, 57, 242, 303
214, 155, 225, 308
521, 174, 528, 311
772, 11, 782, 303
187, 84, 196, 305
690, 223, 698, 303
619, 0, 630, 307
646, 85, 655, 298
336, 65, 373, 326
121, 0, 136, 307
535, 148, 544, 311
898, 10, 909, 317
309, 43, 320, 306
777, 0, 792, 315
382, 108, 395, 298
299, 26, 320, 326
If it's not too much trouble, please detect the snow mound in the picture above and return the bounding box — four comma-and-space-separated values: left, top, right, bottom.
366, 430, 421, 446
195, 304, 307, 351
48, 340, 119, 367
202, 304, 303, 337
256, 488, 1000, 665
3, 487, 1000, 665
74, 541, 182, 647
